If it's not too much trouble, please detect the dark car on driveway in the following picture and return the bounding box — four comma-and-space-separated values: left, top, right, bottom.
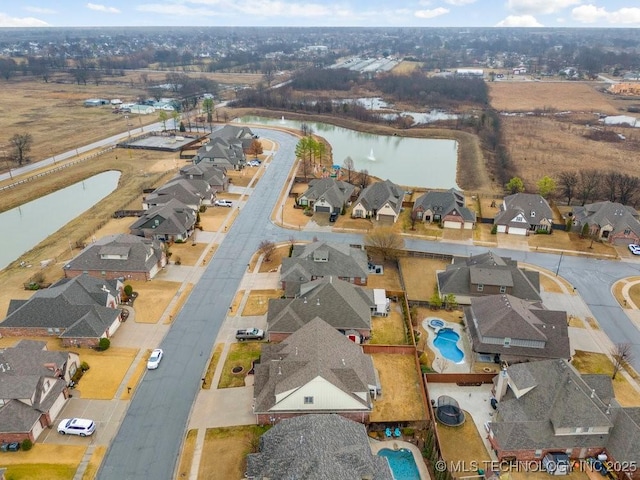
329, 211, 338, 222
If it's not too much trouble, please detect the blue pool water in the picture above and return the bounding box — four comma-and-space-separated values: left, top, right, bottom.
378, 448, 421, 480
429, 318, 445, 329
433, 328, 464, 363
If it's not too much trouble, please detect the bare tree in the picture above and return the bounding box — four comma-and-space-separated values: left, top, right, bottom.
359, 169, 371, 189
602, 171, 619, 202
258, 240, 276, 263
577, 170, 601, 206
342, 156, 355, 184
558, 171, 578, 206
434, 358, 449, 373
611, 343, 634, 380
365, 226, 404, 260
617, 173, 639, 205
10, 133, 33, 166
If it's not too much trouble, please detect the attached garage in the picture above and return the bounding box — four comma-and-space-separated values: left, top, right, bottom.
506, 226, 528, 236
377, 214, 395, 224
444, 220, 462, 229
314, 205, 331, 213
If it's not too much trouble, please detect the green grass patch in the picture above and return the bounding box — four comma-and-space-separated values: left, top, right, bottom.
217, 342, 262, 389
5, 464, 76, 480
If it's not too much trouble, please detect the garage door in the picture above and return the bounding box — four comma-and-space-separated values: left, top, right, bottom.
377, 214, 395, 225
444, 220, 462, 229
613, 238, 634, 246
315, 206, 331, 213
507, 227, 528, 236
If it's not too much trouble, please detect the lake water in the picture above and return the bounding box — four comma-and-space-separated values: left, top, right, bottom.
237, 116, 459, 189
0, 170, 121, 271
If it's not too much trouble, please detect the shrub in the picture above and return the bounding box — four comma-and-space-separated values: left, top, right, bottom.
71, 370, 84, 383
174, 256, 182, 265
174, 238, 185, 244
21, 439, 33, 451
199, 205, 207, 213
402, 427, 415, 437
491, 224, 498, 234
98, 338, 110, 351
81, 361, 91, 371
124, 284, 133, 297
535, 228, 550, 234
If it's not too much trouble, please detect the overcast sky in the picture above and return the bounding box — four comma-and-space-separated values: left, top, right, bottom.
1, 1, 639, 28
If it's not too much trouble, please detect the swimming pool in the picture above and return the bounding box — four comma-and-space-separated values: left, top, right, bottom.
378, 448, 421, 480
433, 328, 464, 363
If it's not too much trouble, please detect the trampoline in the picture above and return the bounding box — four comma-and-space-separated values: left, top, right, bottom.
435, 395, 465, 426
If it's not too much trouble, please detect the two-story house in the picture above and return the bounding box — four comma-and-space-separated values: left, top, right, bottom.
351, 179, 404, 223
572, 201, 640, 245
494, 193, 553, 235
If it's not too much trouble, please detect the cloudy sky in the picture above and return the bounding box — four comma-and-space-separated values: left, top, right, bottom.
1, 0, 640, 28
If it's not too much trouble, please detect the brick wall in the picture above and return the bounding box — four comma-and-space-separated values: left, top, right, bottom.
257, 410, 370, 425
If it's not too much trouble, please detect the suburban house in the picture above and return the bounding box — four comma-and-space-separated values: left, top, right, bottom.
63, 233, 167, 281
572, 201, 640, 245
130, 198, 196, 242
0, 340, 80, 443
194, 136, 246, 170
412, 188, 476, 229
464, 294, 570, 365
351, 179, 404, 223
437, 251, 541, 305
253, 317, 380, 424
494, 193, 553, 235
246, 414, 393, 480
267, 277, 379, 342
208, 124, 256, 151
296, 178, 355, 214
280, 241, 369, 297
0, 274, 124, 348
178, 163, 228, 193
489, 360, 640, 480
142, 177, 211, 210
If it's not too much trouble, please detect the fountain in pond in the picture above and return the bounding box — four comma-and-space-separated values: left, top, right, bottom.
280, 115, 285, 124
367, 148, 376, 161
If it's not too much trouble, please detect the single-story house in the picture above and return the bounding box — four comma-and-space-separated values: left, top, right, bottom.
412, 188, 476, 229
572, 201, 640, 245
130, 198, 196, 242
494, 193, 553, 235
0, 340, 80, 443
253, 317, 379, 424
489, 360, 640, 479
464, 294, 570, 365
63, 233, 167, 281
143, 178, 211, 210
179, 164, 228, 193
246, 414, 393, 480
296, 178, 355, 214
267, 277, 376, 342
0, 274, 124, 348
280, 241, 369, 297
437, 251, 541, 304
351, 179, 404, 223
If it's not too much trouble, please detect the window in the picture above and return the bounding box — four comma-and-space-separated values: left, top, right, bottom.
530, 211, 536, 217
477, 284, 484, 292
304, 396, 314, 404
499, 286, 507, 294
534, 450, 542, 458
624, 228, 631, 235
504, 337, 511, 347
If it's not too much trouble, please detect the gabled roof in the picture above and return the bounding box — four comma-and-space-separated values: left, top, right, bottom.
64, 234, 164, 275
246, 414, 393, 480
438, 251, 541, 301
492, 360, 615, 451
144, 178, 205, 207
354, 179, 404, 213
196, 136, 245, 166
130, 198, 196, 236
414, 188, 476, 222
496, 193, 552, 226
280, 242, 368, 295
0, 274, 121, 339
179, 163, 227, 188
465, 294, 570, 360
573, 201, 640, 237
299, 178, 355, 208
268, 277, 373, 334
254, 317, 376, 413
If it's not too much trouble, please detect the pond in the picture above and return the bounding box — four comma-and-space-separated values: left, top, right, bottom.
236, 116, 459, 189
0, 170, 121, 271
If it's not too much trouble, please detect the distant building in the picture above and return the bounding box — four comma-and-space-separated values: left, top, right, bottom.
456, 68, 484, 76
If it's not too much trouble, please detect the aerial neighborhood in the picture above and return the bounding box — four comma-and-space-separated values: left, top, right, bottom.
0, 25, 640, 480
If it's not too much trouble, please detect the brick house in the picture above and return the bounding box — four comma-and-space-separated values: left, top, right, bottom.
494, 193, 553, 235
412, 188, 476, 229
572, 201, 640, 245
351, 179, 404, 223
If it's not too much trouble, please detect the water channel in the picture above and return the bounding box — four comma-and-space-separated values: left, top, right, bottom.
237, 116, 459, 189
0, 170, 121, 271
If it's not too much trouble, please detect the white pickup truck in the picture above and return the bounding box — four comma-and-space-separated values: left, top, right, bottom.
235, 328, 265, 341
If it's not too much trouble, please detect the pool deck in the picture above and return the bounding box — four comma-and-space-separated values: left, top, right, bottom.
370, 439, 432, 480
423, 318, 470, 373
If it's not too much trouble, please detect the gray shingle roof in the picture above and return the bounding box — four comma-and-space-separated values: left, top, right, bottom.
246, 414, 393, 480
573, 201, 640, 237
465, 294, 570, 360
195, 136, 245, 167
144, 178, 207, 208
64, 234, 164, 276
130, 198, 196, 237
254, 317, 376, 414
413, 188, 476, 222
607, 407, 640, 467
495, 193, 552, 227
299, 178, 355, 209
354, 179, 404, 214
268, 278, 373, 334
179, 163, 227, 190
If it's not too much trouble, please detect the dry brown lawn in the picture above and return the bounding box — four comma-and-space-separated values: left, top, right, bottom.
198, 206, 232, 231
370, 353, 427, 422
198, 426, 269, 480
628, 282, 640, 308
437, 410, 491, 470
82, 445, 106, 480
166, 283, 194, 324
366, 260, 403, 291
74, 347, 138, 400
217, 342, 262, 389
242, 289, 283, 316
528, 232, 618, 257
282, 196, 311, 229
229, 290, 245, 316
539, 273, 564, 294
370, 310, 409, 345
258, 246, 289, 273
202, 343, 224, 390
399, 257, 450, 302
392, 61, 424, 74
84, 217, 134, 241
175, 429, 198, 479
568, 315, 585, 328
119, 351, 148, 400
127, 279, 181, 323
585, 317, 601, 330
2, 444, 86, 480
169, 241, 207, 266
571, 350, 640, 407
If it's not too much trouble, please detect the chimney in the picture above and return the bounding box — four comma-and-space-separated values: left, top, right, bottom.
277, 366, 282, 375
495, 368, 508, 401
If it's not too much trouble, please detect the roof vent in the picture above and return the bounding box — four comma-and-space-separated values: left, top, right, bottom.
277, 366, 282, 375
316, 298, 320, 306
303, 297, 307, 304
590, 389, 596, 398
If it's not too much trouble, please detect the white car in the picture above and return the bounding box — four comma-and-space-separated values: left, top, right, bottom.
248, 160, 261, 167
57, 418, 96, 437
628, 244, 640, 255
147, 349, 163, 369
214, 199, 233, 207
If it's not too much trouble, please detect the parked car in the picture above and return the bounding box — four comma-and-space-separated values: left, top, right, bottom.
248, 160, 261, 167
329, 211, 339, 223
236, 328, 265, 341
0, 441, 20, 452
490, 397, 498, 410
214, 199, 233, 207
147, 349, 164, 369
628, 244, 640, 255
542, 452, 571, 475
57, 418, 96, 437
